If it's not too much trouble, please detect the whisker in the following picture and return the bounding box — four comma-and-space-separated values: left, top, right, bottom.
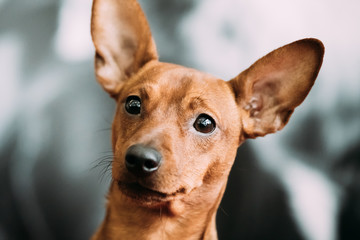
219, 206, 229, 217
91, 153, 115, 183
96, 127, 112, 133
99, 150, 114, 154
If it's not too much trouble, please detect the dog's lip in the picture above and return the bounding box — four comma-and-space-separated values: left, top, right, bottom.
117, 181, 186, 203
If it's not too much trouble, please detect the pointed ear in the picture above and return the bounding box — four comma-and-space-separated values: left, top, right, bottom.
91, 0, 158, 97
228, 38, 324, 138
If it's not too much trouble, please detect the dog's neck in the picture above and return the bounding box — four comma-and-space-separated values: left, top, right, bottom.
93, 181, 227, 240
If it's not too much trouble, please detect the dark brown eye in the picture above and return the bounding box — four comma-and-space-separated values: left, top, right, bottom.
194, 114, 216, 134
125, 96, 141, 115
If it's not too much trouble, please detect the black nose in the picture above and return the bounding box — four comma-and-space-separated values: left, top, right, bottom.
125, 144, 162, 177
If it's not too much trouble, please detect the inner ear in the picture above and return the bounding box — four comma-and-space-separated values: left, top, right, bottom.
246, 77, 279, 113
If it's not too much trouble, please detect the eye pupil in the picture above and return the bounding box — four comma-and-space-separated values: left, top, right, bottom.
125, 96, 141, 115
194, 114, 216, 134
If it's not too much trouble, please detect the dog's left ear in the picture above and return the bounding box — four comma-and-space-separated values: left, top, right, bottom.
229, 38, 324, 139
91, 0, 158, 97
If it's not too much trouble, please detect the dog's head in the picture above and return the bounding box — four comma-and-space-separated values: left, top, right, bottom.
91, 0, 324, 208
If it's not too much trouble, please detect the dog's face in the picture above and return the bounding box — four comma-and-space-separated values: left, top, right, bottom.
91, 0, 324, 208
111, 61, 240, 205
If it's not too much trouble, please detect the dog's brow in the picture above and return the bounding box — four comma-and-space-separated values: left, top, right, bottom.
139, 86, 150, 100
187, 96, 210, 111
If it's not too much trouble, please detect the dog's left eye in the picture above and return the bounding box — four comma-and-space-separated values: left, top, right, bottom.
125, 96, 141, 115
194, 114, 216, 134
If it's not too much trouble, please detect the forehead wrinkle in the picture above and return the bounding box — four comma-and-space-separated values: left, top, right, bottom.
182, 81, 211, 109
139, 86, 151, 100
187, 95, 206, 111
183, 93, 220, 119
136, 79, 164, 100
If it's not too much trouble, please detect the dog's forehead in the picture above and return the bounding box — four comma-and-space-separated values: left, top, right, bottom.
129, 62, 231, 101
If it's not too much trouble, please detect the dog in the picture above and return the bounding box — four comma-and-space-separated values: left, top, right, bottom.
90, 0, 324, 239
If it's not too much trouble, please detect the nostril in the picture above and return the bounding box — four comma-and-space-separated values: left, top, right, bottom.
125, 155, 136, 167
144, 159, 158, 171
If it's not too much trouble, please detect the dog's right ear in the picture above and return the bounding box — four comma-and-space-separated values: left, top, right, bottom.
91, 0, 158, 97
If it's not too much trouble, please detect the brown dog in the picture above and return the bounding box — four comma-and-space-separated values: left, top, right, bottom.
90, 0, 324, 239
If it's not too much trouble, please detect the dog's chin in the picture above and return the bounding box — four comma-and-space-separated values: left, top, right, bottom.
117, 181, 186, 207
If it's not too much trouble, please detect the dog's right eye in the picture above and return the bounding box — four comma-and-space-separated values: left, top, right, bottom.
125, 96, 141, 115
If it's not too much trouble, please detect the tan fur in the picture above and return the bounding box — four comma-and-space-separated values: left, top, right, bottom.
90, 0, 324, 239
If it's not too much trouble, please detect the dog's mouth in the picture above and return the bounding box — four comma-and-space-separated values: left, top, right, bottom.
117, 181, 186, 205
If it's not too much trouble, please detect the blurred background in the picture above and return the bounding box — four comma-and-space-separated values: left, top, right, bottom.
0, 0, 359, 239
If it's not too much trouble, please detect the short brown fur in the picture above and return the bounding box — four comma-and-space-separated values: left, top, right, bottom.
90, 0, 324, 239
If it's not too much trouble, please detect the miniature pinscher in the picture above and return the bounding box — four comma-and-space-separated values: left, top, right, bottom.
90, 0, 324, 239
